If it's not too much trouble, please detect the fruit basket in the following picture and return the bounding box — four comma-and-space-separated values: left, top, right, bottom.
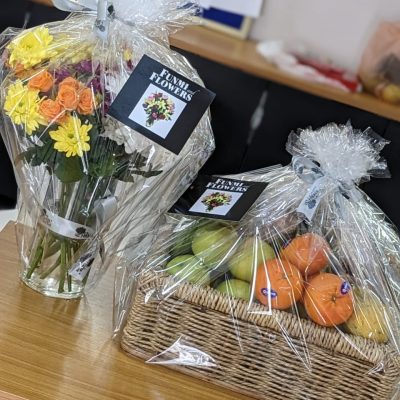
121, 272, 400, 400
117, 124, 400, 400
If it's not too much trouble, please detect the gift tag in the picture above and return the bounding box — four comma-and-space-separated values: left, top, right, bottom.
108, 55, 216, 155
170, 175, 267, 221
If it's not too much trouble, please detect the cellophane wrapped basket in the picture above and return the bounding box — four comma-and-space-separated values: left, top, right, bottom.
0, 0, 214, 298
120, 124, 400, 400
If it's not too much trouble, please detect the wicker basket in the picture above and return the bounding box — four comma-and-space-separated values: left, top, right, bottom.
121, 273, 400, 400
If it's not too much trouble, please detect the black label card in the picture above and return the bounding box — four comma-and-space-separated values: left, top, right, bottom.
108, 55, 216, 155
170, 175, 268, 221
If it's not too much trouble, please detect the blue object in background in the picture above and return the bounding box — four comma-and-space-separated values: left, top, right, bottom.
202, 7, 245, 29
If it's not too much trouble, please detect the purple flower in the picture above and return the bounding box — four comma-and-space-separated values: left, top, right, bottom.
54, 69, 71, 83
76, 60, 93, 74
76, 60, 102, 76
103, 92, 112, 114
89, 77, 102, 93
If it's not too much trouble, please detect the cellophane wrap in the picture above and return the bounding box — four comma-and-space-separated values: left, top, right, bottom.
113, 166, 279, 335
120, 123, 400, 400
0, 0, 214, 298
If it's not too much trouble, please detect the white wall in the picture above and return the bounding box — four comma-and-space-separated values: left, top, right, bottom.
250, 0, 400, 72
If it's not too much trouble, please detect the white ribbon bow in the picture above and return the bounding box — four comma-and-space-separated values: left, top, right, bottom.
293, 156, 363, 222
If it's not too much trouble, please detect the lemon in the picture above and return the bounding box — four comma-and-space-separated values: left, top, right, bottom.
345, 288, 389, 343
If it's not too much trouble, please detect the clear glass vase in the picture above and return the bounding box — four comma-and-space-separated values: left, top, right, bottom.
17, 174, 116, 299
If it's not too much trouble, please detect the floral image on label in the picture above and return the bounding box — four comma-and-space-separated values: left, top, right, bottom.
189, 188, 243, 217
143, 92, 175, 127
201, 191, 232, 212
129, 83, 187, 140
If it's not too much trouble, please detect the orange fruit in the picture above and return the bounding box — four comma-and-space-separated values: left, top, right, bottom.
281, 233, 329, 277
298, 272, 321, 304
304, 273, 354, 327
255, 259, 304, 310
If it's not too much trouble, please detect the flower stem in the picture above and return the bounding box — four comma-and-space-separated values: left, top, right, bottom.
39, 255, 61, 279
26, 230, 45, 279
44, 241, 61, 259
26, 245, 44, 279
66, 244, 72, 292
58, 241, 67, 293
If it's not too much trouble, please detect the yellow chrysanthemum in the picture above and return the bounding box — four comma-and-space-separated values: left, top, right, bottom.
4, 80, 44, 135
7, 26, 56, 69
49, 116, 92, 158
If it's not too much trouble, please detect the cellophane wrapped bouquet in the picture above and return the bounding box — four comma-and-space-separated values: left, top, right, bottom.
0, 0, 214, 298
119, 124, 400, 400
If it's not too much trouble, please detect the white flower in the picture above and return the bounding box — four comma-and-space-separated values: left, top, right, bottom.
105, 74, 128, 96
102, 121, 137, 154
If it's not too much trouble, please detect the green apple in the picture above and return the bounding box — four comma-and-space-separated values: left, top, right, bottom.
166, 255, 210, 286
216, 279, 251, 301
192, 223, 237, 267
228, 238, 275, 282
170, 230, 195, 258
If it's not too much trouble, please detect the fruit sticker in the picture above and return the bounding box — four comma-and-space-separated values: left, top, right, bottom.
340, 281, 351, 295
261, 288, 278, 299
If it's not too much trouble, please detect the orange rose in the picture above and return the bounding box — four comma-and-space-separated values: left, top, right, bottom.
57, 85, 80, 111
77, 88, 95, 115
14, 63, 32, 79
39, 99, 67, 123
14, 63, 25, 75
59, 77, 81, 91
28, 70, 54, 92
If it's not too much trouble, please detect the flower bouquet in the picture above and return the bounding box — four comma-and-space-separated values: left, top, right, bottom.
0, 0, 215, 298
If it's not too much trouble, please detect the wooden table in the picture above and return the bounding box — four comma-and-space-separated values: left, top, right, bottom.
170, 26, 400, 122
0, 223, 250, 400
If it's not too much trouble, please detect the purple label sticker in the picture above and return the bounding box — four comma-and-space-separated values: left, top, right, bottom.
340, 281, 351, 295
261, 288, 278, 298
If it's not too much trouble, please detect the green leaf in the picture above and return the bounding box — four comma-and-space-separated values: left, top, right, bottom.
87, 136, 120, 178
16, 140, 56, 168
89, 154, 116, 177
16, 147, 36, 164
54, 155, 84, 183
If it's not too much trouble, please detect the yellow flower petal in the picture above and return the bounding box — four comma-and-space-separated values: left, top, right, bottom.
7, 26, 56, 69
49, 116, 92, 158
4, 80, 43, 135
